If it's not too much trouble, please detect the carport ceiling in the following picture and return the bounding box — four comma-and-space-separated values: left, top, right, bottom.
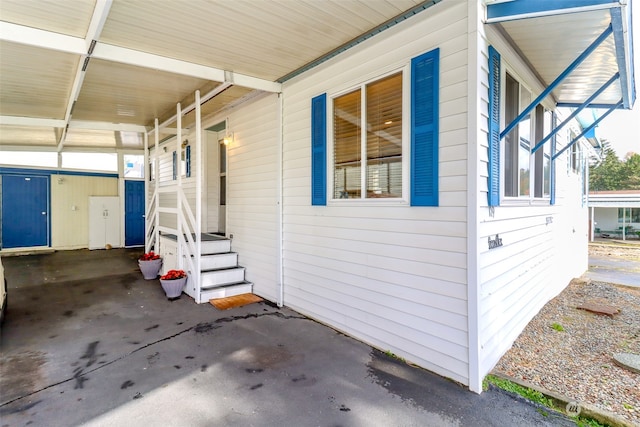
0, 0, 428, 151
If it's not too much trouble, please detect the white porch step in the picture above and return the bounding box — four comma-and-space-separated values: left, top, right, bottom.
201, 237, 231, 254
199, 252, 238, 270
200, 281, 253, 301
201, 267, 246, 288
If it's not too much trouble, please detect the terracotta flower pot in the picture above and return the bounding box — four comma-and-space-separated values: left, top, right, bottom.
159, 276, 187, 299
138, 258, 162, 280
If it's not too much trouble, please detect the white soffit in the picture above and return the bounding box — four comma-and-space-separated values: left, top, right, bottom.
500, 9, 623, 106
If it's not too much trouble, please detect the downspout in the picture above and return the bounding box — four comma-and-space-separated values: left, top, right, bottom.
277, 92, 284, 307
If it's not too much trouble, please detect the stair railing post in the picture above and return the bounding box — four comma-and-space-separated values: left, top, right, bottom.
195, 90, 202, 301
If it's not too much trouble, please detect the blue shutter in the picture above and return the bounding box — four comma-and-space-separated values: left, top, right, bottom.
311, 93, 327, 206
172, 151, 177, 180
186, 145, 191, 177
488, 46, 501, 206
411, 48, 439, 206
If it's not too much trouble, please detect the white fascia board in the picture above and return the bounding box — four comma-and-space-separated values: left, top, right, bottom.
0, 116, 66, 128
69, 120, 147, 132
93, 43, 281, 93
0, 21, 86, 54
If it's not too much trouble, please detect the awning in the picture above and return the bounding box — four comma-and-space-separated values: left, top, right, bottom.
485, 0, 636, 157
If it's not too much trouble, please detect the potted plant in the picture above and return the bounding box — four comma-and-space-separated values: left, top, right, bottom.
159, 269, 187, 300
138, 251, 162, 280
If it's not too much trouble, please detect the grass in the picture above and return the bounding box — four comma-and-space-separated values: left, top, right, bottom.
484, 375, 609, 427
384, 350, 406, 363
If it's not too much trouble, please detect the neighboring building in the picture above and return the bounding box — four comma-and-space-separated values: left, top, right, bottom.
589, 190, 640, 240
0, 1, 635, 393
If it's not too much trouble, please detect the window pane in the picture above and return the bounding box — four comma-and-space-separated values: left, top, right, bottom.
124, 154, 144, 178
0, 151, 57, 168
61, 152, 117, 172
518, 88, 531, 196
334, 89, 361, 199
543, 111, 552, 196
504, 73, 519, 197
366, 72, 402, 198
219, 142, 226, 173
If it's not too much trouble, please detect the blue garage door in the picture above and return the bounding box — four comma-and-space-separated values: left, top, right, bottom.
2, 175, 49, 248
125, 180, 145, 247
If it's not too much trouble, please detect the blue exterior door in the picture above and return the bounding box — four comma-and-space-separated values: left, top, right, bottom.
125, 180, 145, 247
1, 175, 49, 248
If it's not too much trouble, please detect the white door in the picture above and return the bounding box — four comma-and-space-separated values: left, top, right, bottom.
89, 196, 121, 249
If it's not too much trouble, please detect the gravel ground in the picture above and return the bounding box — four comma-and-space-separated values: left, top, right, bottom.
494, 244, 640, 426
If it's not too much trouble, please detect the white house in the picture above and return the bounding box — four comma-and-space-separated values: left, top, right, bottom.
0, 0, 635, 393
589, 190, 640, 239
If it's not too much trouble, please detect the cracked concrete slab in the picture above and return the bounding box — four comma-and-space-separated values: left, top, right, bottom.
1, 249, 576, 426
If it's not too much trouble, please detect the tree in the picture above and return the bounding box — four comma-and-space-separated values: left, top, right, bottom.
589, 140, 623, 190
619, 153, 640, 189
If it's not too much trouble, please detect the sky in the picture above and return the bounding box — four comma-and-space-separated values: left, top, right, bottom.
595, 5, 640, 159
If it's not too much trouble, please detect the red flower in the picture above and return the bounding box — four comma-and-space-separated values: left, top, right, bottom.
160, 269, 186, 280
140, 251, 161, 261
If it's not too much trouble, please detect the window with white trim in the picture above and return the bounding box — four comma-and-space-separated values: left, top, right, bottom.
332, 71, 404, 200
311, 48, 440, 207
488, 46, 556, 205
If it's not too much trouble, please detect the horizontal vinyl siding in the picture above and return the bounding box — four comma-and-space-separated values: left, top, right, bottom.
226, 93, 280, 302
476, 26, 590, 379
281, 1, 470, 385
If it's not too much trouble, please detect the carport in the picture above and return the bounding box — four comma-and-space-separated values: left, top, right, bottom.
0, 248, 578, 426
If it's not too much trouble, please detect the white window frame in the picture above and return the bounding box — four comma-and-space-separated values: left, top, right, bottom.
501, 65, 553, 204
327, 66, 410, 206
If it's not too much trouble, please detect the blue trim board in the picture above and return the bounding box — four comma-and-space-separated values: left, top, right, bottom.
610, 5, 636, 109
0, 167, 118, 178
487, 0, 619, 22
500, 24, 613, 141
556, 102, 627, 109
552, 100, 622, 161
531, 72, 619, 154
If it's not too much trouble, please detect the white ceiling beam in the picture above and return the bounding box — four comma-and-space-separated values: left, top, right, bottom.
85, 0, 113, 52
69, 120, 147, 133
0, 21, 85, 54
57, 0, 114, 152
0, 22, 282, 95
0, 116, 66, 128
93, 44, 281, 93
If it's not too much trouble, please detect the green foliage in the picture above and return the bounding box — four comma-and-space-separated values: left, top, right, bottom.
484, 375, 610, 427
484, 375, 555, 408
573, 417, 607, 427
590, 140, 640, 190
551, 323, 565, 332
384, 350, 406, 363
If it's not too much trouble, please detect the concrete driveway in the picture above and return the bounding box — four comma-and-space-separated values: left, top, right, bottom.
1, 249, 575, 426
586, 255, 640, 287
